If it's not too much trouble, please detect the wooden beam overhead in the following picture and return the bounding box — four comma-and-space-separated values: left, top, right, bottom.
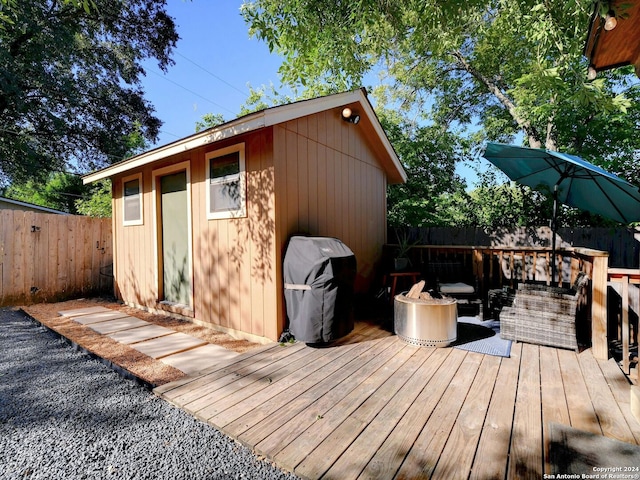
584, 0, 640, 77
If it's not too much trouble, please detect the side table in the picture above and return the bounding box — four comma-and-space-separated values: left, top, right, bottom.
382, 271, 421, 304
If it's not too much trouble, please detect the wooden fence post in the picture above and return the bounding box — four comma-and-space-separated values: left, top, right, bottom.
591, 253, 609, 360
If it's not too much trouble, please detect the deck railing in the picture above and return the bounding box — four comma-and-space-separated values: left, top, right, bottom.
607, 269, 640, 374
387, 244, 610, 359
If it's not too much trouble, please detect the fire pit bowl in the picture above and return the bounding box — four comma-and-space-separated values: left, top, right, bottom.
394, 294, 457, 347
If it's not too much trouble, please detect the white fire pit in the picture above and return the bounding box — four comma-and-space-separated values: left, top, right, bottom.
394, 294, 458, 347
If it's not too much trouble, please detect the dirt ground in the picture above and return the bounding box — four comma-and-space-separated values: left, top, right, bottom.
19, 297, 262, 387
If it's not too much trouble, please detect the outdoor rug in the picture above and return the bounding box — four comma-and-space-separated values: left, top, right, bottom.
454, 317, 512, 358
547, 422, 640, 475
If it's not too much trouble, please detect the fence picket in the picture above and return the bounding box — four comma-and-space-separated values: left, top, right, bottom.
0, 211, 112, 306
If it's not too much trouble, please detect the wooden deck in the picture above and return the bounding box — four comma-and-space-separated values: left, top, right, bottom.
154, 321, 640, 479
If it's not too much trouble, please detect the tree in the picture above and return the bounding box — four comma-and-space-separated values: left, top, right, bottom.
4, 172, 85, 213
195, 113, 226, 133
380, 107, 472, 227
4, 124, 149, 217
0, 0, 178, 185
242, 0, 640, 186
238, 83, 297, 116
75, 179, 112, 217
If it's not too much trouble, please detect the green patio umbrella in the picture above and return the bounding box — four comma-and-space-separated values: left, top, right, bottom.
482, 142, 640, 279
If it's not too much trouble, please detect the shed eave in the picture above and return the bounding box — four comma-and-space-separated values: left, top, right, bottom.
82, 88, 406, 185
82, 114, 267, 184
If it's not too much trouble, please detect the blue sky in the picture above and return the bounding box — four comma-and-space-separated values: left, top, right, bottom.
141, 1, 285, 147
141, 0, 485, 186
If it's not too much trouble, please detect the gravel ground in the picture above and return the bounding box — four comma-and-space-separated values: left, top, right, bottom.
0, 308, 300, 480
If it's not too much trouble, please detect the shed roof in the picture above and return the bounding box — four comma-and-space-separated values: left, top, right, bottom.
83, 88, 406, 185
0, 196, 69, 215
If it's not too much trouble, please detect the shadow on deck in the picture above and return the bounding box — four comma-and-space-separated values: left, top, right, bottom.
154, 320, 640, 479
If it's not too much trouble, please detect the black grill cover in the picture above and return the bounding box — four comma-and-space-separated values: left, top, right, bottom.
283, 236, 356, 343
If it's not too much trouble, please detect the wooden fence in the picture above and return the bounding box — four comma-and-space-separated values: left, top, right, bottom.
391, 226, 640, 268
608, 269, 640, 374
0, 210, 113, 306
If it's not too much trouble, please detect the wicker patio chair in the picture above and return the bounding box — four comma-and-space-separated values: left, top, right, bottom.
500, 272, 590, 351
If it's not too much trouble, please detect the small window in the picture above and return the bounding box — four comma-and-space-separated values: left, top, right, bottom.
122, 173, 143, 225
206, 143, 246, 219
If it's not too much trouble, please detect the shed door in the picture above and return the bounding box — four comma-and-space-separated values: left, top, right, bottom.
160, 171, 191, 305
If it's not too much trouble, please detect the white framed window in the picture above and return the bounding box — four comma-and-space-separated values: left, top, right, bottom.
122, 173, 143, 226
206, 143, 246, 220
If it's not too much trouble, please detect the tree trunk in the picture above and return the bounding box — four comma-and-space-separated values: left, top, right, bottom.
452, 50, 543, 148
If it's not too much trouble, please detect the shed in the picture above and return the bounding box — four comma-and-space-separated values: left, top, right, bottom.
83, 88, 406, 343
0, 196, 68, 215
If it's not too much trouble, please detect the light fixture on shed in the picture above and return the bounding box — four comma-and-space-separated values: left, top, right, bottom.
341, 107, 360, 124
604, 10, 617, 30
587, 65, 597, 80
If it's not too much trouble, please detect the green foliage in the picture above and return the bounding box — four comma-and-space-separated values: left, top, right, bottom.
243, 0, 640, 228
238, 83, 297, 116
5, 126, 146, 216
0, 0, 178, 184
380, 108, 471, 227
75, 180, 112, 217
6, 173, 112, 217
195, 113, 226, 132
5, 172, 85, 214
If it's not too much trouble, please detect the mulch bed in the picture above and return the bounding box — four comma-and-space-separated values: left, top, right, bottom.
17, 297, 261, 386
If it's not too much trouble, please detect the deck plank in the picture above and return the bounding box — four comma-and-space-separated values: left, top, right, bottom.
318, 346, 439, 480
358, 348, 452, 480
249, 344, 409, 458
152, 320, 640, 480
183, 343, 333, 415
469, 343, 522, 480
327, 347, 459, 480
557, 348, 602, 435
392, 349, 481, 480
431, 353, 502, 479
153, 344, 272, 395
205, 340, 366, 428
165, 343, 305, 408
540, 345, 571, 473
578, 348, 637, 443
155, 343, 287, 398
225, 336, 400, 441
507, 343, 543, 479
243, 338, 413, 455
597, 358, 640, 444
295, 347, 428, 479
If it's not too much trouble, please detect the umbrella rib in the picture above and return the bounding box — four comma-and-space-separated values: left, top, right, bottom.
563, 170, 636, 223
595, 176, 638, 223
510, 156, 563, 183
483, 143, 640, 224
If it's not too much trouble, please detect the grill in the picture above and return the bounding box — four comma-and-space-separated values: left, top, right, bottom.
283, 236, 356, 344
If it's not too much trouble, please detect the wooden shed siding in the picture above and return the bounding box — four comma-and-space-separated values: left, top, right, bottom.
273, 109, 388, 293
188, 131, 277, 340
111, 107, 390, 343
113, 165, 157, 307
112, 131, 279, 341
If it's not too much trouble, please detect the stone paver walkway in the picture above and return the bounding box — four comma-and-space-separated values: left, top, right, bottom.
58, 306, 239, 375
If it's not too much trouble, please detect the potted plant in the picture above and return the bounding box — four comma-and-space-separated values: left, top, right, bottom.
394, 229, 416, 271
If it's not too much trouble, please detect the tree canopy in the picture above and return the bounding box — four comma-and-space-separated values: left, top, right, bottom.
0, 0, 178, 185
242, 0, 640, 227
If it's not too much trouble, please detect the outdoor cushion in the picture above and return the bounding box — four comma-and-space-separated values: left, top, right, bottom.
439, 282, 476, 295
